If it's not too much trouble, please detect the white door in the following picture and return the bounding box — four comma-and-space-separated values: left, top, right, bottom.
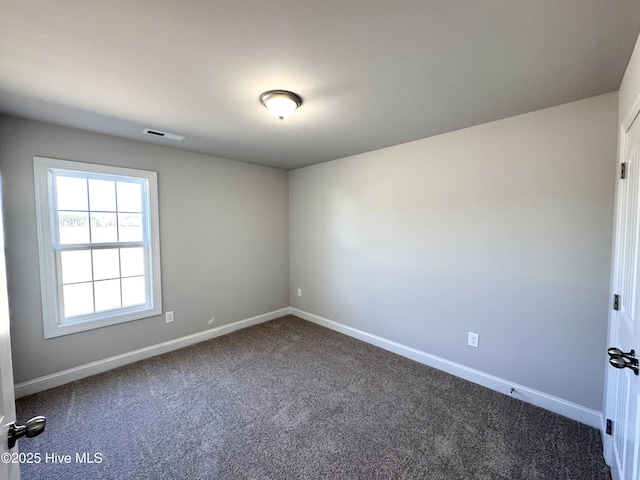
604, 110, 640, 480
0, 182, 20, 480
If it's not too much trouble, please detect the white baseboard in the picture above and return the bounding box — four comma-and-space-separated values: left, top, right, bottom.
15, 306, 603, 430
291, 308, 603, 429
14, 307, 290, 399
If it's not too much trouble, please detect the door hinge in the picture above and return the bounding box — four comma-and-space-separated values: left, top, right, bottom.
614, 294, 620, 311
621, 162, 628, 180
606, 418, 613, 436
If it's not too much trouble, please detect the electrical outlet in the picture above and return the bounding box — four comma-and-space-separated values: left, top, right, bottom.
468, 332, 479, 348
165, 311, 174, 323
297, 288, 302, 298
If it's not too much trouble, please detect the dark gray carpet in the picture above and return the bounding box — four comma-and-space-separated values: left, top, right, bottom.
16, 315, 610, 479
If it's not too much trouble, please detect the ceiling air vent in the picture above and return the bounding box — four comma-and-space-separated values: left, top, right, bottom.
143, 128, 185, 141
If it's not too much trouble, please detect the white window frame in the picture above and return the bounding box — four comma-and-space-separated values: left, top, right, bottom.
34, 157, 162, 338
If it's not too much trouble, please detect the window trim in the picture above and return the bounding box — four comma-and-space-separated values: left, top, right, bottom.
34, 156, 162, 339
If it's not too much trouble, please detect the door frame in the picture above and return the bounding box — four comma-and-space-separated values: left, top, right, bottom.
603, 90, 640, 478
0, 178, 20, 480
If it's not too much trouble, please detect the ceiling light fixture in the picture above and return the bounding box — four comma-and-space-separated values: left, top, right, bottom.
260, 90, 302, 121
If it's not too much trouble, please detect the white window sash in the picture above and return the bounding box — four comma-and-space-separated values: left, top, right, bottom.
34, 157, 162, 339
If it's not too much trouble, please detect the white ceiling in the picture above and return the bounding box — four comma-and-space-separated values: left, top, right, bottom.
1, 1, 639, 170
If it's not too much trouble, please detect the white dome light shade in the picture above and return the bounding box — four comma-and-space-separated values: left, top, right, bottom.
260, 90, 302, 120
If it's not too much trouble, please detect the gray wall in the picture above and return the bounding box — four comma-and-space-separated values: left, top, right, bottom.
0, 115, 289, 384
0, 90, 619, 411
289, 93, 617, 410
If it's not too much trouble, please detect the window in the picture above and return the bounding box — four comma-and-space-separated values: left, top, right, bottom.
34, 157, 162, 338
